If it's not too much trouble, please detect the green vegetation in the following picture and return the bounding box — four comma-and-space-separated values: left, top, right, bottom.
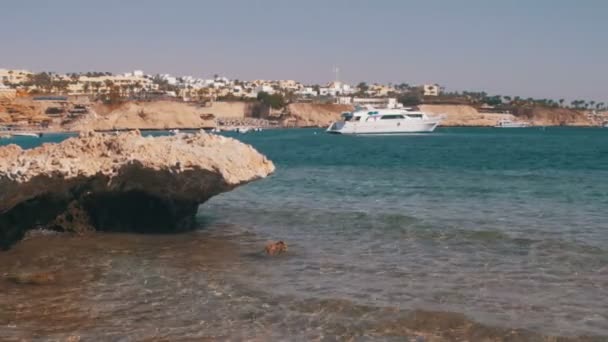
257, 91, 286, 109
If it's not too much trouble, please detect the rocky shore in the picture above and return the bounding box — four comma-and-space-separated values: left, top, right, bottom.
0, 130, 275, 249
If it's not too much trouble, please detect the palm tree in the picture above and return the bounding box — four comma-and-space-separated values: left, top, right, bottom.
93, 81, 102, 95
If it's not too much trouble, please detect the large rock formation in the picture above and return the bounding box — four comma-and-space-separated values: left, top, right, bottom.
420, 104, 595, 127
284, 103, 354, 127
0, 131, 275, 249
67, 101, 217, 131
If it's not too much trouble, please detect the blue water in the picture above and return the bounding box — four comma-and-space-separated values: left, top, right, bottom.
2, 127, 608, 339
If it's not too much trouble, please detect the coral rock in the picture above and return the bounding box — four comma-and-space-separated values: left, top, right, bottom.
0, 131, 275, 249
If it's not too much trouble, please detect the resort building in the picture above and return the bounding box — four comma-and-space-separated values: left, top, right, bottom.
423, 84, 440, 96
0, 69, 33, 85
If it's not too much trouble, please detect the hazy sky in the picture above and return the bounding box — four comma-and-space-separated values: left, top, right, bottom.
1, 0, 607, 102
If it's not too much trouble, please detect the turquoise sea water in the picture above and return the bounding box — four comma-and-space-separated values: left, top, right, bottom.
1, 127, 607, 339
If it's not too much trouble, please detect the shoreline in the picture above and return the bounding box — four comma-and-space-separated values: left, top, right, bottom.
1, 124, 606, 138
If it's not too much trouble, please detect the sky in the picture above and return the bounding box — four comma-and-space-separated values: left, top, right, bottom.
1, 0, 607, 102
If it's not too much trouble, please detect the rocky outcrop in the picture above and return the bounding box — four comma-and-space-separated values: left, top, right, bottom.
67, 101, 217, 131
0, 131, 275, 249
420, 104, 515, 127
512, 106, 593, 126
284, 103, 354, 127
421, 104, 595, 127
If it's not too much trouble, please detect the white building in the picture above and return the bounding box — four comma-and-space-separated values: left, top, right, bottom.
327, 81, 353, 95
255, 84, 274, 95
0, 69, 33, 84
423, 84, 440, 96
296, 87, 318, 97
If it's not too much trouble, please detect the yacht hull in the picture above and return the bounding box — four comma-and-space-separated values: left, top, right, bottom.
327, 121, 439, 134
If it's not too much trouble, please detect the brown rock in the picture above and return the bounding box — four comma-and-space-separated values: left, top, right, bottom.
5, 272, 56, 285
265, 241, 288, 256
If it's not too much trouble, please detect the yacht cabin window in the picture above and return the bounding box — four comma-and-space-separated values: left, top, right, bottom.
380, 115, 405, 120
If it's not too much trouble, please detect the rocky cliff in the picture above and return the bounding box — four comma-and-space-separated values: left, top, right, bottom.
513, 106, 593, 126
67, 101, 217, 131
420, 104, 593, 127
420, 105, 516, 126
283, 103, 354, 127
0, 131, 275, 249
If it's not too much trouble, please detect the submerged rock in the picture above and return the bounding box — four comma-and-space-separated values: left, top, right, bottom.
4, 271, 56, 285
265, 241, 288, 256
0, 130, 275, 249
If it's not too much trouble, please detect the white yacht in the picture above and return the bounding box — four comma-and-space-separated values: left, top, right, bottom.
326, 107, 442, 134
495, 118, 530, 128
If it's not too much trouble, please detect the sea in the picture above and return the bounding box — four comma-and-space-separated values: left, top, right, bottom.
1, 127, 607, 341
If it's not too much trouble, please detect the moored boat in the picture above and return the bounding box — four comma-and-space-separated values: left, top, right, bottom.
10, 132, 42, 138
326, 107, 442, 135
495, 119, 530, 128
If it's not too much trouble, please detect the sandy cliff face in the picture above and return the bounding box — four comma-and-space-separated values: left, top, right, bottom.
0, 131, 275, 248
206, 101, 260, 119
0, 99, 51, 126
284, 103, 354, 127
68, 101, 216, 131
421, 104, 593, 127
420, 105, 515, 127
514, 106, 592, 126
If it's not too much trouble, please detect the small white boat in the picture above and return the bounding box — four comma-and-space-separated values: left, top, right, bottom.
326, 106, 442, 134
11, 132, 42, 138
495, 119, 530, 128
169, 129, 180, 135
236, 127, 250, 133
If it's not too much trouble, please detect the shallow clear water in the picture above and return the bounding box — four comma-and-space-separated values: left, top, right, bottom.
1, 128, 607, 340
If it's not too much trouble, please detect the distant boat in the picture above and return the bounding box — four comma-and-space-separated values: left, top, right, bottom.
169, 129, 180, 135
11, 132, 42, 138
495, 119, 530, 128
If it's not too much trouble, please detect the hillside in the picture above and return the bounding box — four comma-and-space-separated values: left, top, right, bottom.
420, 105, 515, 126
0, 98, 52, 128
68, 101, 215, 131
283, 103, 353, 127
420, 104, 593, 126
513, 106, 592, 126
